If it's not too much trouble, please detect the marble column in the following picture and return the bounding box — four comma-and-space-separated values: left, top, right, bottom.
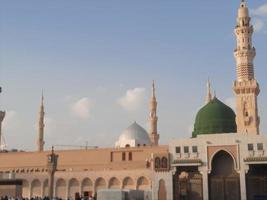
239, 165, 249, 200
200, 170, 209, 200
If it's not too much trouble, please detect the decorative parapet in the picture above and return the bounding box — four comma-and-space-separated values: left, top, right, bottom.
172, 159, 202, 166
154, 168, 170, 172
244, 156, 267, 163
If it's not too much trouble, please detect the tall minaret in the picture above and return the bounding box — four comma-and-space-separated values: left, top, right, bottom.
206, 79, 213, 104
149, 80, 159, 145
233, 0, 260, 135
37, 93, 45, 151
0, 87, 6, 148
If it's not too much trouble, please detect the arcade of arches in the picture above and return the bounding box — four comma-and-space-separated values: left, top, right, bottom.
21, 176, 150, 199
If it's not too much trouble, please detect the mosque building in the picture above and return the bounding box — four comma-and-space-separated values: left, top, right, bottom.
0, 1, 266, 200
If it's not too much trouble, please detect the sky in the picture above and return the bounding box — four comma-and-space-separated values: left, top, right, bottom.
0, 1, 266, 151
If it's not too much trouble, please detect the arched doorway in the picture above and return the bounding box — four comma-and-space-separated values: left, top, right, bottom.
31, 179, 41, 197
43, 179, 49, 197
173, 166, 203, 200
81, 178, 93, 198
209, 150, 240, 200
108, 177, 120, 189
68, 178, 80, 200
137, 176, 150, 191
158, 179, 166, 200
95, 177, 106, 192
22, 180, 29, 198
122, 177, 135, 190
55, 178, 66, 199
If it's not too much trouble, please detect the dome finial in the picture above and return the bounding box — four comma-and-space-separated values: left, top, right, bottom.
206, 79, 213, 104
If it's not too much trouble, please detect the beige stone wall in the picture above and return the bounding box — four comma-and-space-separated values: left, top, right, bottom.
0, 145, 169, 199
0, 146, 168, 173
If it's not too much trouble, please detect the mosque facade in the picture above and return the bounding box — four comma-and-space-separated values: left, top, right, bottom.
0, 1, 266, 200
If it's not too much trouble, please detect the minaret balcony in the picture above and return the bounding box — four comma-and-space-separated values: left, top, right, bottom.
234, 49, 256, 58
233, 80, 260, 95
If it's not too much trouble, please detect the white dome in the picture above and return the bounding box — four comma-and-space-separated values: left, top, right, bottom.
115, 122, 152, 148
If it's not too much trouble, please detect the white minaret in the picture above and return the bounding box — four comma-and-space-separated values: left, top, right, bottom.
37, 93, 45, 151
233, 0, 260, 135
149, 80, 159, 145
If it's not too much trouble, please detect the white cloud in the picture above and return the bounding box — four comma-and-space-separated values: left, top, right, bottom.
71, 97, 93, 119
117, 88, 146, 111
252, 4, 267, 17
251, 4, 267, 33
252, 18, 264, 32
225, 97, 236, 112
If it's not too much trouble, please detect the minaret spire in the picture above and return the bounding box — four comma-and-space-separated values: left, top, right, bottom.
233, 1, 260, 135
149, 80, 159, 145
152, 80, 156, 98
206, 79, 213, 104
38, 91, 45, 151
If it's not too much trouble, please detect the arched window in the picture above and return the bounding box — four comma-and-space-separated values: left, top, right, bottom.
125, 144, 130, 148
155, 157, 161, 169
122, 152, 126, 161
129, 152, 132, 161
161, 157, 168, 169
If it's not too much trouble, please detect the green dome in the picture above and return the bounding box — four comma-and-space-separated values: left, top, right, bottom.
192, 98, 237, 137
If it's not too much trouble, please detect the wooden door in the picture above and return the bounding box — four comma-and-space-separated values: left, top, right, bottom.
209, 177, 240, 200
224, 177, 240, 200
209, 178, 224, 200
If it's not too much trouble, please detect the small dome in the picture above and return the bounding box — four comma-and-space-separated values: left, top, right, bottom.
115, 122, 151, 148
192, 98, 237, 137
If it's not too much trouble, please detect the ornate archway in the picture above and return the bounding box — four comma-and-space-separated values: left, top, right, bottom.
158, 179, 166, 200
31, 179, 41, 197
108, 177, 120, 189
22, 180, 29, 198
137, 176, 150, 191
173, 166, 203, 200
95, 177, 106, 192
209, 150, 240, 200
68, 178, 80, 199
55, 178, 66, 199
43, 179, 49, 197
81, 178, 93, 198
122, 177, 135, 190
